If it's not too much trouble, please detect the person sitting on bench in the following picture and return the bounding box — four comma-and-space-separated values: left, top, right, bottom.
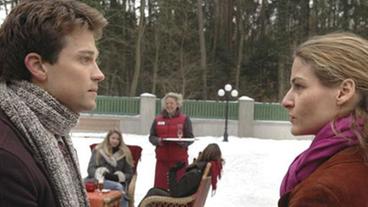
138, 143, 223, 207
86, 129, 133, 207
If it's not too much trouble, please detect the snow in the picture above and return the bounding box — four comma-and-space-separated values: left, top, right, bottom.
239, 96, 254, 101
71, 133, 311, 207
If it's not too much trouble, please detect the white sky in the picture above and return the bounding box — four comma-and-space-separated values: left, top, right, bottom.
72, 133, 311, 207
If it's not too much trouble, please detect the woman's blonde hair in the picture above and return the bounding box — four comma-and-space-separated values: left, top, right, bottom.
161, 92, 183, 109
295, 32, 368, 156
96, 129, 133, 166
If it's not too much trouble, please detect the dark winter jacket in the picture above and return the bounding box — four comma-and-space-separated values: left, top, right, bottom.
168, 161, 207, 197
139, 160, 207, 204
278, 146, 368, 207
87, 148, 133, 183
0, 109, 57, 207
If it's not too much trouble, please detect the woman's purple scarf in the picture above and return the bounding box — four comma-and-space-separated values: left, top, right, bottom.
280, 115, 361, 196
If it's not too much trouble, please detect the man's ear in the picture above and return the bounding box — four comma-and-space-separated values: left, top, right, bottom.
336, 79, 356, 106
24, 53, 47, 82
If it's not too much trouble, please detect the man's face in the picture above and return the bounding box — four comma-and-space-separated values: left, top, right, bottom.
40, 27, 105, 113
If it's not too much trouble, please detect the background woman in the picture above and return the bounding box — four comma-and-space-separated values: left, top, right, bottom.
138, 143, 223, 207
87, 129, 133, 207
149, 92, 194, 190
279, 32, 368, 206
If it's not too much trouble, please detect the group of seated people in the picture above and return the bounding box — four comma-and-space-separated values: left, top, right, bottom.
84, 129, 223, 207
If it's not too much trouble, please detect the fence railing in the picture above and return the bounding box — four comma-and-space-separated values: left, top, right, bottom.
254, 102, 289, 121
92, 96, 140, 115
92, 95, 288, 121
155, 99, 239, 120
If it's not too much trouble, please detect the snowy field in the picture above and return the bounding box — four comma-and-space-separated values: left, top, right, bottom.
71, 133, 311, 207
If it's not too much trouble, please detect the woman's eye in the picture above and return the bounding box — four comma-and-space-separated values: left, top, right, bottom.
293, 83, 303, 90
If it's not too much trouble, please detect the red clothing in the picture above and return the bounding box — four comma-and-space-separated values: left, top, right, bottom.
155, 114, 188, 161
149, 110, 194, 190
278, 146, 368, 207
154, 160, 188, 190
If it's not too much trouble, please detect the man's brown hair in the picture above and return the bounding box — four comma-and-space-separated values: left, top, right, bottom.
0, 0, 107, 81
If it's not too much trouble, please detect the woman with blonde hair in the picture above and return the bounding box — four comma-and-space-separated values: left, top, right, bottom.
149, 92, 195, 190
279, 32, 368, 206
87, 129, 133, 207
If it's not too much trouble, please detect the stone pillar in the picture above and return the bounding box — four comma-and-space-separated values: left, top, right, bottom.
238, 96, 254, 137
139, 93, 156, 134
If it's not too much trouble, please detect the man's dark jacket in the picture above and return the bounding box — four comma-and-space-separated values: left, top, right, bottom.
0, 110, 57, 206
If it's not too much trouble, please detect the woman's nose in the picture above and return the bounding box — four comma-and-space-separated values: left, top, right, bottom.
281, 90, 293, 109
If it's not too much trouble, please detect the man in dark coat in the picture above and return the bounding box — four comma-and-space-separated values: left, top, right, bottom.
0, 1, 107, 206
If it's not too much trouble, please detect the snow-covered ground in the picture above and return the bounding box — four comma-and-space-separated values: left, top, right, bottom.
71, 133, 311, 207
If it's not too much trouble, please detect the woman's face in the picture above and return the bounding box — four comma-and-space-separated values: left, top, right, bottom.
108, 132, 121, 148
164, 97, 178, 114
282, 57, 340, 135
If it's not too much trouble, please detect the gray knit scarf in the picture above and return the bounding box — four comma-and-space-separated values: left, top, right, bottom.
0, 80, 88, 207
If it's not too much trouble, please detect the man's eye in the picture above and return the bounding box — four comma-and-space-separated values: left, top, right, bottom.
80, 56, 92, 64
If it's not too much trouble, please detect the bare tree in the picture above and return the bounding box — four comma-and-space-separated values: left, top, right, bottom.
197, 0, 208, 99
130, 0, 145, 96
